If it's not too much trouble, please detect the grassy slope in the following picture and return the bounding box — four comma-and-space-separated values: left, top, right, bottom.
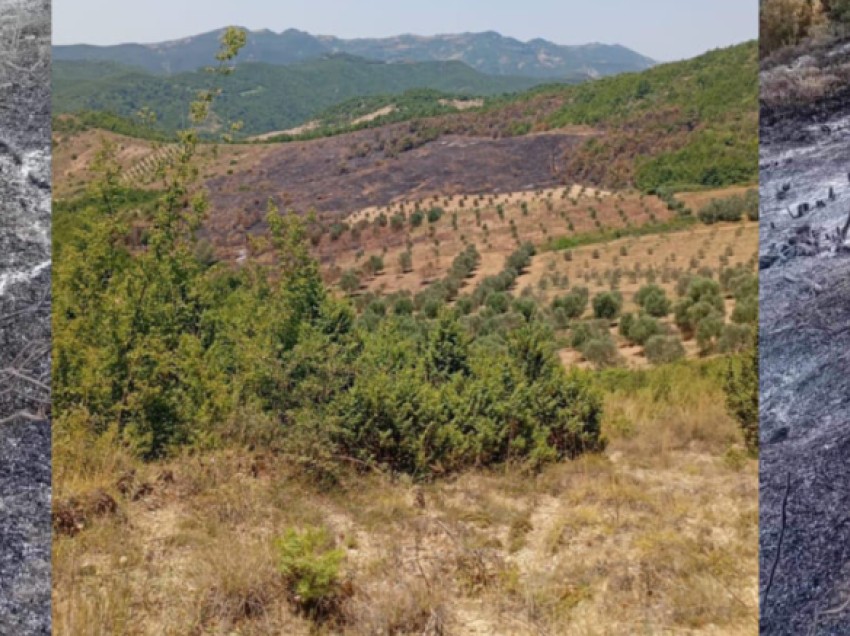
52, 359, 757, 635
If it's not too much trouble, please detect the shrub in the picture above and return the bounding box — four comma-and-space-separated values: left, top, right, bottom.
399, 250, 413, 273
427, 207, 444, 224
339, 269, 360, 294
512, 297, 538, 322
367, 254, 385, 275
644, 335, 686, 365
582, 338, 621, 369
635, 284, 671, 318
571, 320, 610, 349
718, 323, 753, 353
393, 296, 414, 316
487, 292, 511, 314
628, 315, 663, 346
592, 291, 623, 320
725, 337, 758, 455
276, 526, 345, 610
409, 210, 424, 227
696, 314, 724, 355
619, 313, 636, 339
552, 287, 589, 319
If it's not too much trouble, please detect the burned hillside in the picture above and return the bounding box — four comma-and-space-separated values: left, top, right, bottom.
759, 34, 850, 635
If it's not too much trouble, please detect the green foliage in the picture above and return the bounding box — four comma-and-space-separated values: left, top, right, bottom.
673, 277, 725, 341
592, 291, 623, 320
582, 338, 621, 369
546, 42, 758, 192
53, 58, 541, 137
553, 287, 590, 320
724, 336, 758, 454
427, 206, 445, 224
276, 526, 345, 608
544, 217, 696, 253
627, 315, 663, 346
53, 33, 607, 476
718, 323, 754, 354
635, 284, 671, 318
644, 335, 686, 366
340, 269, 361, 294
697, 190, 758, 224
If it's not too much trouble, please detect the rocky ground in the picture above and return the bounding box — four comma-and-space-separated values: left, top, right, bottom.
759, 36, 850, 635
0, 0, 51, 632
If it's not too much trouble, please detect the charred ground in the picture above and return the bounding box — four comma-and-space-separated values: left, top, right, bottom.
759, 35, 850, 635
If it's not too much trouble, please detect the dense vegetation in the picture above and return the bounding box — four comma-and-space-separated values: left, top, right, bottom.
53, 36, 604, 471
52, 57, 543, 137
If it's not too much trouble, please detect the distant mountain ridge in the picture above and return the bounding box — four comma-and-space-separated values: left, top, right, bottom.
54, 27, 655, 79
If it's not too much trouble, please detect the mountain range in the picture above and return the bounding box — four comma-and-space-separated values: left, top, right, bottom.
54, 27, 656, 79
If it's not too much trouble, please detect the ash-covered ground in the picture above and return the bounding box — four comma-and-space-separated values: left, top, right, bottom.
760, 37, 850, 636
0, 0, 51, 633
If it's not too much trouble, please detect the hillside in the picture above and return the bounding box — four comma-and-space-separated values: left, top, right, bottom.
52, 27, 758, 636
52, 56, 545, 136
54, 27, 655, 79
54, 41, 758, 197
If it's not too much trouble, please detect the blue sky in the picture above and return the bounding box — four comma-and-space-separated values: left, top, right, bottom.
53, 0, 757, 62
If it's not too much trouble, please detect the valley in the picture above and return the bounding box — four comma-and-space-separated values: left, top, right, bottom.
51, 26, 759, 636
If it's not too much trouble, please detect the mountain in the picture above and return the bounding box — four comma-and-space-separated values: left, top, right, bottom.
320, 31, 655, 79
53, 28, 655, 79
52, 55, 545, 136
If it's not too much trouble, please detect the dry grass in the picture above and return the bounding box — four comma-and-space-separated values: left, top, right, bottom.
52, 364, 758, 635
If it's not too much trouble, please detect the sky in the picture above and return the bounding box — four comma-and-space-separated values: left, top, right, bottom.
53, 0, 757, 62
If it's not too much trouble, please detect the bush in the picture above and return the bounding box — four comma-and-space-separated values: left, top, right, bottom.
697, 193, 755, 224
552, 287, 589, 320
592, 291, 623, 320
628, 315, 663, 346
718, 323, 753, 353
334, 320, 605, 472
393, 296, 414, 316
725, 337, 758, 454
409, 210, 424, 227
619, 312, 636, 339
582, 338, 621, 369
696, 314, 724, 355
644, 335, 686, 365
674, 277, 725, 338
512, 297, 537, 322
635, 284, 671, 318
571, 320, 610, 349
486, 292, 511, 314
427, 207, 444, 224
276, 526, 345, 610
399, 250, 413, 273
367, 254, 385, 275
339, 269, 360, 294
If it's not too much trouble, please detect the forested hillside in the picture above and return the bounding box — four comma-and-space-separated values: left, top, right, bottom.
52, 56, 544, 136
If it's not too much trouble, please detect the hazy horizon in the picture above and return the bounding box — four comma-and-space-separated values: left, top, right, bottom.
53, 0, 757, 62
